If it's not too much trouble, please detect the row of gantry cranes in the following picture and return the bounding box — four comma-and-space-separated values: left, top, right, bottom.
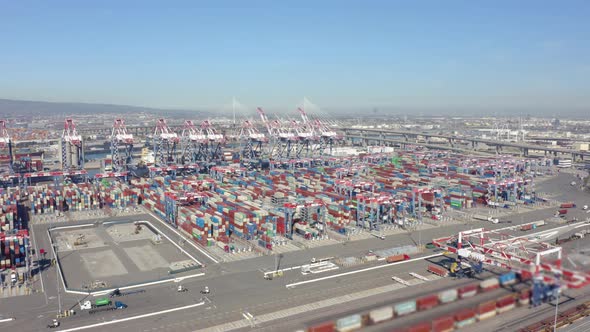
147, 106, 343, 176
0, 106, 345, 184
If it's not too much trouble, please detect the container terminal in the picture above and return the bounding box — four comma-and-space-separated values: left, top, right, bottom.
1, 109, 590, 332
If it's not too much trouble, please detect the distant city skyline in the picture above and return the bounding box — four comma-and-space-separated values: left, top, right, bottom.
1, 1, 589, 113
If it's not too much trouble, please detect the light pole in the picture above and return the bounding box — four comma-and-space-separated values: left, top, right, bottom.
553, 272, 561, 332
54, 245, 62, 315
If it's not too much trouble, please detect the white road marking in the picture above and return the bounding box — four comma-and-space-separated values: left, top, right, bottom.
391, 276, 411, 286
285, 253, 443, 288
143, 208, 219, 264
0, 318, 15, 323
57, 301, 206, 332
409, 272, 431, 281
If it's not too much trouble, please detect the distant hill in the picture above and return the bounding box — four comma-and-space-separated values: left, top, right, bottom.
0, 98, 210, 117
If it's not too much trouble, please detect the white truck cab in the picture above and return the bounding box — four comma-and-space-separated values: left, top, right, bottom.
80, 300, 92, 310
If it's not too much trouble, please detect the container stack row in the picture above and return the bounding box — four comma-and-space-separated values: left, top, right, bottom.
0, 231, 29, 270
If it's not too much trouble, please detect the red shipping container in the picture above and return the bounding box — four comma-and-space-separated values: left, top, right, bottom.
432, 315, 455, 332
408, 322, 431, 332
417, 294, 439, 310
496, 295, 516, 308
454, 308, 476, 322
458, 283, 479, 298
307, 321, 334, 332
519, 289, 531, 300
477, 300, 496, 314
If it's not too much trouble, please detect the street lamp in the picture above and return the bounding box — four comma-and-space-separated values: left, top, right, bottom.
553, 272, 561, 332
54, 245, 62, 315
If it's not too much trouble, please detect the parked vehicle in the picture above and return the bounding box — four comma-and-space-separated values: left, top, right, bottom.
47, 319, 60, 329
386, 254, 410, 264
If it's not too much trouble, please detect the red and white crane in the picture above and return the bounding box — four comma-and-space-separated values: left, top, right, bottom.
200, 120, 225, 165
179, 120, 206, 166
432, 227, 590, 289
236, 119, 266, 169
0, 119, 16, 181
152, 118, 179, 168
61, 118, 84, 170
293, 108, 318, 159
257, 107, 297, 163
110, 118, 134, 172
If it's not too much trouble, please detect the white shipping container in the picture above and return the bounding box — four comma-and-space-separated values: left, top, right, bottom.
369, 306, 393, 323
480, 278, 499, 289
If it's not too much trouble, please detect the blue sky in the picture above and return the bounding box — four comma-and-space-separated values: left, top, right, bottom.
0, 0, 588, 112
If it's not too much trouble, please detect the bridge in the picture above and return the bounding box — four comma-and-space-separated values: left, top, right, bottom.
343, 128, 590, 160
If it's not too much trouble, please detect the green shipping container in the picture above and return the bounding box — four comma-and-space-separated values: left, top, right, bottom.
95, 298, 111, 306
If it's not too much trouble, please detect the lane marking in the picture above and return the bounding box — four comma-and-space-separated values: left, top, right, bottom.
409, 272, 431, 281
391, 276, 411, 286
57, 302, 206, 332
285, 253, 443, 288
143, 208, 219, 264
0, 318, 15, 323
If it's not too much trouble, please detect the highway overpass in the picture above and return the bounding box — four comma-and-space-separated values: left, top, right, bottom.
344, 128, 590, 160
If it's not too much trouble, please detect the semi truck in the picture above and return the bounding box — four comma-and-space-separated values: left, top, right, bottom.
80, 298, 127, 314
473, 214, 499, 224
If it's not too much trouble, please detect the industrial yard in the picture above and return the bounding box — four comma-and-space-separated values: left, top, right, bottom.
1, 112, 590, 332
50, 220, 201, 291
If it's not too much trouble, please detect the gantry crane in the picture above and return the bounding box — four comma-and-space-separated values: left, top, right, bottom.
61, 118, 84, 171
257, 107, 297, 164
179, 120, 206, 166
294, 108, 318, 159
152, 118, 179, 167
312, 117, 338, 159
0, 120, 17, 184
283, 199, 327, 239
433, 227, 590, 306
237, 119, 266, 169
110, 118, 134, 172
356, 193, 396, 230
200, 120, 225, 166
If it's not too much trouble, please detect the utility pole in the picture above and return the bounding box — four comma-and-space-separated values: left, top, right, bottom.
55, 245, 62, 315
553, 273, 561, 332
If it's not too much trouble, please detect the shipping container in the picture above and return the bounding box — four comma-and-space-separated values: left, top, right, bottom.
336, 314, 361, 332
480, 277, 500, 291
499, 272, 517, 286
438, 289, 458, 303
394, 300, 417, 316
496, 295, 516, 313
432, 315, 455, 332
454, 308, 477, 328
368, 306, 393, 324
308, 321, 335, 332
477, 300, 497, 320
386, 254, 410, 263
417, 294, 439, 310
428, 265, 448, 277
